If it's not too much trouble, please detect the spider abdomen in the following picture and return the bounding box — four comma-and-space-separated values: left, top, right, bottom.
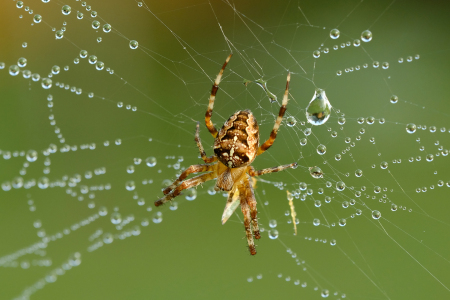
214, 110, 259, 169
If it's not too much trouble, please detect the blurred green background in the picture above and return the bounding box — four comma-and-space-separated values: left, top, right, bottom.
1, 0, 450, 299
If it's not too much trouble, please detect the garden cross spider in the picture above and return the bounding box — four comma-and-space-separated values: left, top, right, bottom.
155, 54, 297, 255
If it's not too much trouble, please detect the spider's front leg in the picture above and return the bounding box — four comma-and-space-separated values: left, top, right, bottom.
248, 162, 298, 177
257, 72, 291, 156
195, 122, 217, 164
155, 172, 216, 206
162, 164, 214, 195
205, 54, 232, 138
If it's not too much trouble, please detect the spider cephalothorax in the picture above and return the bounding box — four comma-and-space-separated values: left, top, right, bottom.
155, 54, 297, 255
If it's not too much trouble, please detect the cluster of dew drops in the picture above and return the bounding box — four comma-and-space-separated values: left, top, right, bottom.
4, 1, 141, 93
310, 28, 420, 77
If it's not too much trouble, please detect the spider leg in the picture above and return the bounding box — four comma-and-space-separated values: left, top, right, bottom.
155, 172, 216, 206
238, 182, 256, 255
257, 72, 291, 156
205, 54, 233, 138
244, 175, 260, 240
162, 164, 215, 195
248, 162, 297, 177
195, 122, 217, 164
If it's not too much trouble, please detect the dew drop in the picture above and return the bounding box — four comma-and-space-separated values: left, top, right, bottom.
95, 61, 104, 71
185, 188, 197, 201
103, 233, 114, 244
9, 65, 20, 76
41, 78, 52, 89
55, 30, 64, 39
146, 156, 157, 167
129, 40, 139, 49
316, 144, 326, 155
390, 95, 398, 104
309, 166, 323, 179
103, 24, 112, 33
88, 55, 97, 64
268, 229, 279, 239
152, 211, 162, 224
61, 5, 71, 15
18, 57, 27, 68
110, 212, 122, 224
125, 180, 135, 191
336, 181, 345, 191
92, 20, 100, 29
26, 150, 38, 162
330, 29, 340, 39
33, 14, 42, 23
286, 116, 296, 127
372, 210, 381, 220
406, 123, 416, 134
269, 219, 277, 228
306, 88, 332, 125
361, 30, 372, 42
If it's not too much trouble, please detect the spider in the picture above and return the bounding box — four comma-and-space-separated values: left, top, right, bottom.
155, 54, 297, 255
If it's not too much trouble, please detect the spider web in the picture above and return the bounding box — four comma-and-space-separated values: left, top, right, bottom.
1, 0, 450, 299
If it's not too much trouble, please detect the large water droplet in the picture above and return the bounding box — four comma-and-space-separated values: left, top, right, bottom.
306, 88, 331, 125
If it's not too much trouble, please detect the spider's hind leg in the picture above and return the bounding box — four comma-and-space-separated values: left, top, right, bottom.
244, 176, 260, 240
238, 180, 257, 255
